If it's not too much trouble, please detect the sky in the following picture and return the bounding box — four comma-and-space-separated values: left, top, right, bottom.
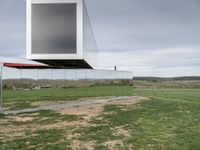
0, 0, 200, 77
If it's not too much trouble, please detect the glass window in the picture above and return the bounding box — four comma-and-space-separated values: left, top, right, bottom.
32, 4, 77, 54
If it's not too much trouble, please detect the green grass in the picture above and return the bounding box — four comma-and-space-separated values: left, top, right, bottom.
3, 86, 132, 102
122, 89, 200, 149
133, 89, 200, 103
0, 129, 71, 150
0, 88, 200, 149
3, 85, 132, 110
0, 113, 5, 119
93, 144, 109, 150
78, 89, 200, 149
75, 125, 118, 142
11, 110, 80, 126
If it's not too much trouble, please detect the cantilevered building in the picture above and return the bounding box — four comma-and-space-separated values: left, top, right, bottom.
26, 0, 98, 69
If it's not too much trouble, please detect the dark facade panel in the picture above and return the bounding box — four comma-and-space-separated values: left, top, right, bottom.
31, 4, 77, 54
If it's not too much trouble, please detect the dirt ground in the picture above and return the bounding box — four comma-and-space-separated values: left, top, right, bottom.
0, 96, 147, 149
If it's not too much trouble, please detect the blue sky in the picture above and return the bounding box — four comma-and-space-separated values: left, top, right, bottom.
0, 0, 200, 77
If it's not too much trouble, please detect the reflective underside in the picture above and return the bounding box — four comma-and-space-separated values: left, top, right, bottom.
34, 60, 93, 69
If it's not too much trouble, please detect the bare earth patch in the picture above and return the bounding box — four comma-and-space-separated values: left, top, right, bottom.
70, 140, 94, 150
0, 125, 27, 142
41, 120, 93, 130
105, 140, 124, 150
31, 96, 115, 108
0, 96, 145, 148
59, 97, 147, 118
8, 116, 34, 122
59, 104, 104, 118
112, 126, 131, 137
109, 97, 147, 106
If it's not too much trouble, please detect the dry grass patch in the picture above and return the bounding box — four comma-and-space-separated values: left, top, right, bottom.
9, 116, 34, 122
105, 140, 124, 150
70, 140, 94, 150
59, 97, 147, 118
0, 96, 146, 149
40, 120, 93, 130
112, 126, 131, 137
59, 104, 104, 118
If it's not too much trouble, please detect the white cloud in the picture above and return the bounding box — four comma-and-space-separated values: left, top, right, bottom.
0, 0, 200, 77
98, 47, 200, 77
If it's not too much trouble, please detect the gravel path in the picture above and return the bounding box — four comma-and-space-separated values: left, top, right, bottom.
3, 96, 141, 115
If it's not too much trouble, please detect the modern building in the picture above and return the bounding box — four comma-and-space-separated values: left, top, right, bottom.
26, 0, 98, 69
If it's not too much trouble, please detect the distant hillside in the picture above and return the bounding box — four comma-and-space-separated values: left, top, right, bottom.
133, 76, 200, 81
132, 76, 200, 89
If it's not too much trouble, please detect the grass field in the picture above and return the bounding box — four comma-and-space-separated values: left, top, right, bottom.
0, 86, 200, 149
2, 85, 132, 110
131, 89, 200, 149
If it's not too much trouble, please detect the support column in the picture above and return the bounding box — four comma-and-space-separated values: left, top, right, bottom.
0, 63, 3, 112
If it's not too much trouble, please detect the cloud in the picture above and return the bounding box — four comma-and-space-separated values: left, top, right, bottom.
0, 0, 200, 76
98, 47, 200, 77
0, 0, 26, 57
85, 0, 200, 52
